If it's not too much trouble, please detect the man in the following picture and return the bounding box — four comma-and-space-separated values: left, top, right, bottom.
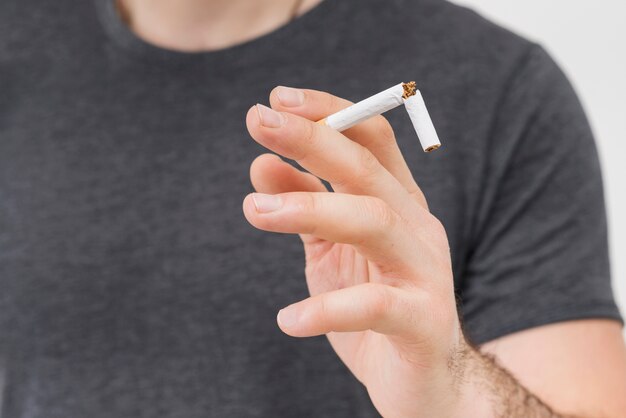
0, 0, 624, 416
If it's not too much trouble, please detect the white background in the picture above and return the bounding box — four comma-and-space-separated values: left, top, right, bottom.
450, 1, 626, 317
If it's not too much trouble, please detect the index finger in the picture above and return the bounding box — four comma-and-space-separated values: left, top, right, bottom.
269, 86, 427, 208
246, 104, 416, 214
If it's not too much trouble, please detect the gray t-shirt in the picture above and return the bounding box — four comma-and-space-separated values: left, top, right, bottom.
0, 0, 621, 416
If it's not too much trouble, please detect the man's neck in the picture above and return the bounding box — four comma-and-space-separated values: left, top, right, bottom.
117, 0, 322, 52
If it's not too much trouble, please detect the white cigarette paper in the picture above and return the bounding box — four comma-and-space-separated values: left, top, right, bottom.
404, 91, 441, 153
323, 83, 405, 132
319, 81, 441, 153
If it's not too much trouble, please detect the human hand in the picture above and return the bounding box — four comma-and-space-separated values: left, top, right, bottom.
243, 86, 469, 418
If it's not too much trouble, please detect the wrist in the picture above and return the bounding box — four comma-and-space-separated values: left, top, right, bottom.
449, 341, 497, 418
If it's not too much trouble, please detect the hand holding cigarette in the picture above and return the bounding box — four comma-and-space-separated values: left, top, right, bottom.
243, 86, 475, 418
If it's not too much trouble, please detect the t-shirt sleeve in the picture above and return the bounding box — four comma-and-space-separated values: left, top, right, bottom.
459, 44, 623, 345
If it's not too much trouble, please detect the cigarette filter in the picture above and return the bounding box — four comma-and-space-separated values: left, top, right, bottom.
404, 91, 441, 153
319, 81, 441, 153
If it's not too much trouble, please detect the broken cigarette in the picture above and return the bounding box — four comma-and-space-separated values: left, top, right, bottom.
318, 81, 441, 153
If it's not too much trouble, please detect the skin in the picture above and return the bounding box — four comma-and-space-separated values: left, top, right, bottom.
243, 88, 626, 418
119, 1, 626, 416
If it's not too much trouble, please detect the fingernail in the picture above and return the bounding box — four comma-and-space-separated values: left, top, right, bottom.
252, 193, 283, 213
256, 104, 285, 128
277, 306, 298, 328
276, 86, 305, 107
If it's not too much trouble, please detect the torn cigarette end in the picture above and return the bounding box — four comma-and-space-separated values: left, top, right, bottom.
425, 144, 441, 153
402, 81, 417, 99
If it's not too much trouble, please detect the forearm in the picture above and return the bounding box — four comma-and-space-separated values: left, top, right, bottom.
454, 341, 581, 418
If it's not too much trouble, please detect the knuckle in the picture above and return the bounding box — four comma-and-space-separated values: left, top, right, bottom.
302, 120, 317, 146
295, 121, 319, 161
364, 197, 397, 235
375, 117, 396, 145
426, 216, 449, 248
335, 147, 380, 189
316, 295, 331, 325
365, 284, 394, 322
410, 189, 429, 209
427, 216, 445, 235
295, 192, 318, 216
354, 147, 381, 180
